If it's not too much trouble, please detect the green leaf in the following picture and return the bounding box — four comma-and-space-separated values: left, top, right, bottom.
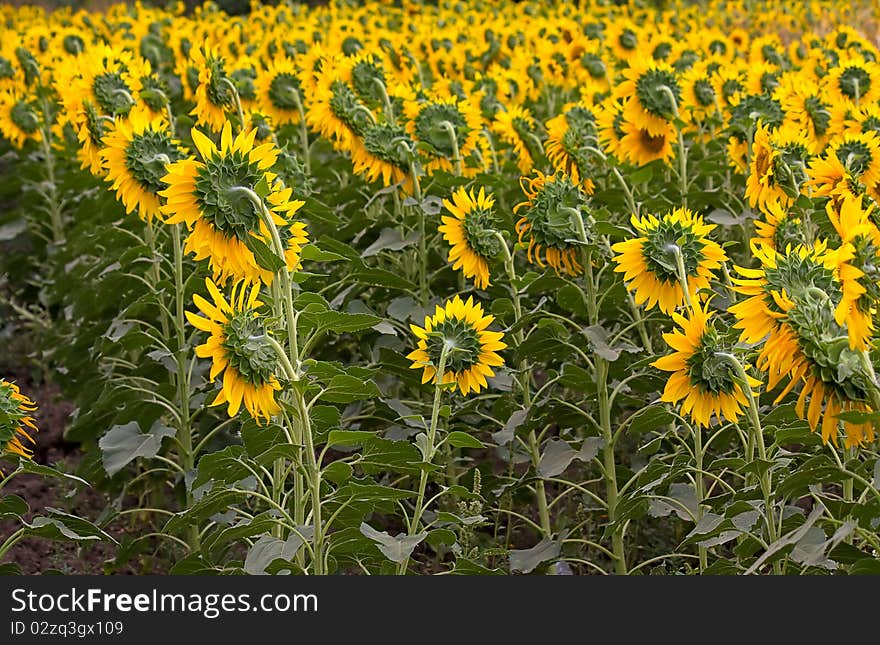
556, 284, 588, 318
323, 461, 353, 484
243, 233, 285, 272
321, 374, 382, 403
509, 538, 561, 573
193, 446, 251, 489
253, 174, 271, 199
165, 488, 247, 534
626, 405, 673, 435
301, 310, 381, 335
445, 431, 485, 449
359, 522, 427, 564
301, 244, 347, 263
538, 437, 603, 478
0, 494, 28, 519
347, 265, 416, 292
23, 508, 115, 543
850, 558, 880, 575
99, 420, 176, 476
244, 531, 311, 575
19, 461, 89, 487
361, 227, 420, 258
327, 430, 376, 448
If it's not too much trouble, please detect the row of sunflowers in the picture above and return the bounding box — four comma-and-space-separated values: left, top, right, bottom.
1, 0, 880, 575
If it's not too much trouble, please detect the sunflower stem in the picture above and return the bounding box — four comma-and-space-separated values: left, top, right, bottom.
37, 121, 64, 244
144, 220, 171, 341
716, 351, 780, 571
439, 120, 462, 176
397, 341, 451, 575
171, 223, 198, 551
494, 232, 548, 536
408, 160, 428, 307
668, 243, 693, 311
220, 77, 245, 130
288, 88, 311, 175
691, 421, 708, 573
372, 78, 396, 126
657, 85, 688, 208
584, 145, 638, 215
581, 241, 626, 574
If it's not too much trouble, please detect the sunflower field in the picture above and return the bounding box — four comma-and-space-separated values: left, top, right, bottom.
2, 0, 880, 577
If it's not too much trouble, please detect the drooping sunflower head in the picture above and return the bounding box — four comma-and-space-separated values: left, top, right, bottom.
347, 52, 388, 109
439, 187, 499, 290
595, 99, 627, 160
190, 41, 235, 132
405, 94, 482, 175
746, 122, 814, 212
70, 45, 145, 121
653, 302, 761, 428
350, 120, 414, 188
102, 107, 183, 221
0, 87, 41, 149
492, 103, 540, 175
306, 60, 372, 153
407, 295, 506, 396
786, 290, 876, 447
514, 170, 593, 277
826, 196, 880, 350
186, 278, 281, 424
256, 56, 304, 127
729, 241, 838, 348
0, 379, 38, 460
823, 131, 880, 196
752, 200, 806, 251
617, 59, 682, 135
612, 208, 727, 314
544, 103, 597, 187
160, 121, 308, 286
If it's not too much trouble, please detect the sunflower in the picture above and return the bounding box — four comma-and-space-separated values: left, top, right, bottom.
407, 295, 506, 396
492, 104, 539, 174
653, 302, 761, 428
306, 59, 372, 153
783, 290, 876, 447
101, 107, 182, 221
827, 55, 880, 109
160, 121, 308, 286
255, 56, 304, 127
0, 87, 41, 149
752, 200, 806, 251
612, 208, 727, 314
728, 241, 839, 392
0, 379, 38, 460
746, 122, 813, 212
680, 61, 719, 124
439, 187, 499, 289
615, 59, 681, 136
190, 41, 235, 132
595, 99, 627, 160
823, 131, 880, 198
404, 93, 483, 175
186, 278, 282, 423
806, 151, 865, 204
619, 115, 676, 167
514, 171, 592, 277
826, 196, 880, 350
66, 45, 145, 121
544, 103, 597, 187
777, 75, 832, 146
350, 121, 413, 188
604, 19, 641, 64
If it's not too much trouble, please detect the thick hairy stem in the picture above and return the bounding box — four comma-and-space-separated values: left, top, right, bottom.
171, 224, 198, 550
397, 342, 451, 575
